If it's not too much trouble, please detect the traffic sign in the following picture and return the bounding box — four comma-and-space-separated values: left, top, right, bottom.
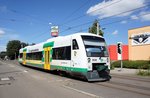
51, 26, 59, 37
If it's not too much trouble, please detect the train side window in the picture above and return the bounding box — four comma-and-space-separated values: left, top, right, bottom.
72, 39, 79, 50
52, 46, 71, 60
19, 53, 23, 58
26, 52, 42, 60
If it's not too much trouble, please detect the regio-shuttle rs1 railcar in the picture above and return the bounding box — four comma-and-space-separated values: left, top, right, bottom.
18, 33, 111, 81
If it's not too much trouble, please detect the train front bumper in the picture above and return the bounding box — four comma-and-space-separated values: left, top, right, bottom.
86, 70, 111, 82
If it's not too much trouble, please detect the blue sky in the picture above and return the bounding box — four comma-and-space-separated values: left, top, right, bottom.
0, 0, 150, 51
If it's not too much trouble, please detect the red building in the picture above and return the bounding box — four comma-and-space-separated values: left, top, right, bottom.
108, 45, 128, 61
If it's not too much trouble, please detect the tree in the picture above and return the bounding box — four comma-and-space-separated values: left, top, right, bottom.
21, 42, 28, 48
6, 40, 21, 60
31, 43, 35, 45
88, 19, 104, 36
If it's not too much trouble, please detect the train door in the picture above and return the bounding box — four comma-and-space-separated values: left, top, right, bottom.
71, 39, 79, 67
23, 51, 26, 65
44, 47, 51, 70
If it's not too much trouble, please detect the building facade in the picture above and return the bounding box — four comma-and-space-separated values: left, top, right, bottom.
108, 45, 128, 61
128, 26, 150, 60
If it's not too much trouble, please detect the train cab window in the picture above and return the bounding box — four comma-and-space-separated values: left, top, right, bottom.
72, 39, 79, 50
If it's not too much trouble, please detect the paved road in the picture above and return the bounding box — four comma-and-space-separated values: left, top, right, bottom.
0, 60, 150, 98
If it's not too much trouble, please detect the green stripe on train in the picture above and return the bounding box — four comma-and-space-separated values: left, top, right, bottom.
51, 65, 87, 73
43, 41, 54, 48
20, 61, 87, 73
23, 48, 27, 52
42, 51, 44, 62
26, 62, 44, 68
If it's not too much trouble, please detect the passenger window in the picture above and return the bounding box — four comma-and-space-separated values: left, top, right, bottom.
72, 39, 79, 50
52, 46, 71, 60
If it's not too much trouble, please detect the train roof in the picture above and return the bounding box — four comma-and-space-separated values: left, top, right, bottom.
19, 32, 104, 53
46, 32, 103, 42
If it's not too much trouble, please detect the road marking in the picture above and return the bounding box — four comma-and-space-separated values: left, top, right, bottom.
1, 77, 10, 81
56, 79, 63, 82
23, 70, 28, 73
62, 85, 102, 98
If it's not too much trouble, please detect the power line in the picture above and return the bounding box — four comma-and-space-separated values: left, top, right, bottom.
8, 9, 49, 26
2, 1, 149, 42
102, 12, 150, 26
59, 0, 122, 26
72, 12, 150, 33
60, 0, 150, 27
63, 0, 91, 21
9, 9, 47, 22
31, 0, 92, 41
60, 4, 150, 33
0, 0, 124, 40
36, 4, 150, 39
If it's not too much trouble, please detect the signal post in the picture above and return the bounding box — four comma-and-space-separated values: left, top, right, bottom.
117, 42, 123, 71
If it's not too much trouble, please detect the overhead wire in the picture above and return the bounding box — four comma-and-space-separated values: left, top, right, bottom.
62, 0, 91, 21
0, 0, 123, 40
59, 0, 122, 26
32, 0, 92, 41
1, 0, 150, 42
37, 1, 150, 40
60, 3, 150, 33
9, 9, 49, 25
71, 12, 150, 33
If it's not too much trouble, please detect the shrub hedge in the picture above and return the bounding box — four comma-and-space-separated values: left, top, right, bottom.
111, 60, 150, 69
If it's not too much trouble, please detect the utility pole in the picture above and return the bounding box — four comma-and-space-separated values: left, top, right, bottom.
97, 22, 99, 35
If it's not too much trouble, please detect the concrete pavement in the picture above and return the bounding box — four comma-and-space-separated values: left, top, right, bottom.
1, 60, 150, 98
110, 68, 138, 75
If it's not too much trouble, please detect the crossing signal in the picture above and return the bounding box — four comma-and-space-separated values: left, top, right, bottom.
117, 42, 122, 54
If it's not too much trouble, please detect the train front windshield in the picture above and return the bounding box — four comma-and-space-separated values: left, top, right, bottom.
82, 35, 108, 57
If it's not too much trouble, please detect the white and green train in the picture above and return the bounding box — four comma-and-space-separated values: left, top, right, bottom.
18, 33, 111, 81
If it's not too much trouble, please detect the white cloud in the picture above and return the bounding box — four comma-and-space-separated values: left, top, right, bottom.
0, 29, 5, 37
131, 15, 139, 20
112, 30, 118, 35
0, 28, 20, 39
0, 46, 6, 52
130, 12, 150, 21
139, 11, 150, 21
87, 0, 146, 19
120, 20, 127, 24
0, 27, 20, 52
0, 27, 20, 41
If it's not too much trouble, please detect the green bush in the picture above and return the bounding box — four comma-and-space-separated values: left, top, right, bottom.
111, 60, 150, 69
137, 69, 150, 76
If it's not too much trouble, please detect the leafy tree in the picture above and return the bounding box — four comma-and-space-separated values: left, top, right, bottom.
31, 43, 35, 45
88, 19, 104, 36
21, 42, 28, 48
6, 40, 21, 60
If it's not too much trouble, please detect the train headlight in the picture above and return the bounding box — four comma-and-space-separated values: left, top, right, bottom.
88, 58, 91, 63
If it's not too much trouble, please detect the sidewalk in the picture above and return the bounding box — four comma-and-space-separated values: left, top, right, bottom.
110, 68, 138, 75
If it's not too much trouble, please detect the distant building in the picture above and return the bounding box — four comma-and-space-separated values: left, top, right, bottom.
128, 26, 150, 60
108, 45, 128, 61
